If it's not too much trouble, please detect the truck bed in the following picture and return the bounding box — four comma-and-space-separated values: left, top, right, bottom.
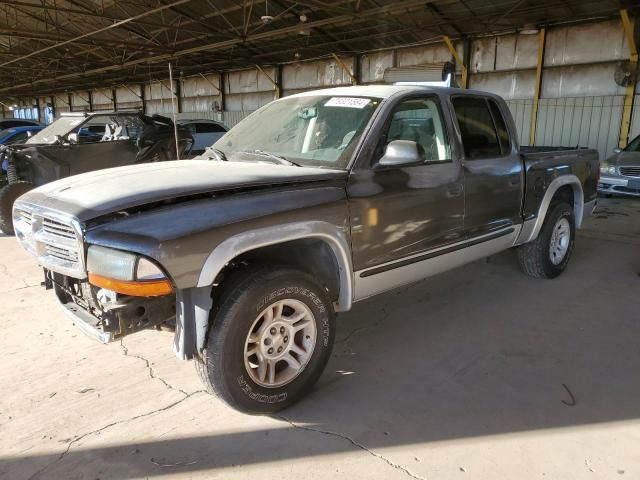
520, 146, 599, 222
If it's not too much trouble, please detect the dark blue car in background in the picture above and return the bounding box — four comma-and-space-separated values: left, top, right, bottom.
0, 126, 44, 175
0, 125, 44, 146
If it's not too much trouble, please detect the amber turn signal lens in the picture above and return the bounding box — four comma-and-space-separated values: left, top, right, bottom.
88, 273, 174, 297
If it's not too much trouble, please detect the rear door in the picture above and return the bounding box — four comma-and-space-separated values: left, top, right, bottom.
450, 96, 523, 238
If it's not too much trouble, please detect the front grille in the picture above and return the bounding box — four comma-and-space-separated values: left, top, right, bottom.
13, 203, 85, 279
44, 244, 80, 262
42, 217, 76, 239
620, 166, 640, 177
18, 209, 33, 226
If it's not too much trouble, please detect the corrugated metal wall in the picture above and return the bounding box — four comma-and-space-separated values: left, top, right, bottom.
629, 93, 640, 140
226, 67, 276, 111
470, 19, 630, 159
145, 80, 177, 115
115, 85, 143, 111
181, 74, 221, 114
91, 88, 114, 111
282, 57, 354, 95
53, 93, 70, 114
40, 18, 633, 157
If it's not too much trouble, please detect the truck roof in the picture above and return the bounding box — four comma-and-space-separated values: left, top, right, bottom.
291, 84, 500, 100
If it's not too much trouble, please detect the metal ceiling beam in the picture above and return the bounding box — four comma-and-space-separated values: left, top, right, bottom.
0, 0, 434, 92
0, 27, 172, 51
0, 0, 210, 33
0, 0, 194, 68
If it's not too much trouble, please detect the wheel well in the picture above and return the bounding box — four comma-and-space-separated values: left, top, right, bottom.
215, 238, 341, 302
551, 185, 575, 208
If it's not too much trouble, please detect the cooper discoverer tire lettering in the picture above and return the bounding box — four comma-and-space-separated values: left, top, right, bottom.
195, 266, 335, 414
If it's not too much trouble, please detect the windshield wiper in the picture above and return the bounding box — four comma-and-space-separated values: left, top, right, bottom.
204, 146, 228, 161
245, 149, 302, 167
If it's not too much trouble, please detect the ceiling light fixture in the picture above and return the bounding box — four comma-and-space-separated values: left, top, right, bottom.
261, 0, 274, 24
521, 24, 539, 35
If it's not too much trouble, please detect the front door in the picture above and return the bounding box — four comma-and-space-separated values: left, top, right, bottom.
348, 94, 465, 278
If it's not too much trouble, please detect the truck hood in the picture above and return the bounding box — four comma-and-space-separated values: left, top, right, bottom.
18, 160, 347, 221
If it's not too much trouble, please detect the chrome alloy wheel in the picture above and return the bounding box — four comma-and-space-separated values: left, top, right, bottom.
549, 217, 571, 265
244, 299, 317, 388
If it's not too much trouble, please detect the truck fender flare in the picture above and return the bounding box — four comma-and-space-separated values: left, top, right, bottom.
196, 221, 354, 312
517, 174, 584, 245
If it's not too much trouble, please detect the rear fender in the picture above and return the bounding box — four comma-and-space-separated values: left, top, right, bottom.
516, 174, 584, 245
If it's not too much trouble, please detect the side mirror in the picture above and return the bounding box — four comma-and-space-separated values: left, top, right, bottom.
26, 131, 33, 138
378, 140, 422, 167
613, 148, 622, 154
67, 133, 79, 144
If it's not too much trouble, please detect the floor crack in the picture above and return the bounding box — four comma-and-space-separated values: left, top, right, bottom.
27, 390, 206, 480
120, 339, 190, 396
0, 262, 32, 289
276, 415, 427, 480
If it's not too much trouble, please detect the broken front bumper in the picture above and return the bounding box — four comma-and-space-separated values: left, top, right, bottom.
598, 174, 640, 197
47, 270, 176, 344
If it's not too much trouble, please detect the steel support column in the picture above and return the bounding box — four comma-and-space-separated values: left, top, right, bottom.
443, 36, 467, 88
620, 9, 638, 148
139, 84, 146, 113
331, 53, 357, 85
529, 28, 546, 146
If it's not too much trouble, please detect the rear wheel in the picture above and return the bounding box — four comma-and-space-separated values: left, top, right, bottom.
0, 182, 33, 235
195, 266, 335, 414
517, 202, 575, 279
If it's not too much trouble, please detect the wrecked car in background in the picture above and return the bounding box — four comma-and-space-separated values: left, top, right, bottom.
0, 111, 192, 234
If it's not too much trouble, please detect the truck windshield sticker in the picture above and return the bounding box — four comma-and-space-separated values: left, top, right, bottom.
325, 97, 371, 109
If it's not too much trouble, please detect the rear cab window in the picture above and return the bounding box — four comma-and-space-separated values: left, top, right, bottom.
451, 96, 511, 159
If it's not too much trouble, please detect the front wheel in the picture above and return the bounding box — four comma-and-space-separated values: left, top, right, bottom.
517, 202, 575, 279
195, 267, 335, 414
0, 182, 34, 235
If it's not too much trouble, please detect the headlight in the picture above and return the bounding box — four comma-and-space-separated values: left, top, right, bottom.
86, 245, 172, 297
600, 164, 616, 175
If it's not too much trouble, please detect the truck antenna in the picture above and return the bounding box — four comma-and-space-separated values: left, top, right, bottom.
168, 62, 181, 161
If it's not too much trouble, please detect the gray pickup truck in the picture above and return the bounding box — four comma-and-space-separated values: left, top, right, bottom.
13, 85, 598, 414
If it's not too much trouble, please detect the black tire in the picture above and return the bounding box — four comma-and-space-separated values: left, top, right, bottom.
0, 182, 33, 235
195, 266, 336, 414
517, 202, 575, 279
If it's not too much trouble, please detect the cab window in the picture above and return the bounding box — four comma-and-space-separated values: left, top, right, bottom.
381, 97, 450, 163
452, 97, 502, 159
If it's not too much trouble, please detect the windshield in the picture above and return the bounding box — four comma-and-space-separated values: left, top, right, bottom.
27, 116, 86, 144
213, 95, 382, 169
624, 134, 640, 152
26, 114, 145, 145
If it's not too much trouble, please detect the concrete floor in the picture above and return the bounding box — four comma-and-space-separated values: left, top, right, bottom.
0, 196, 639, 480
